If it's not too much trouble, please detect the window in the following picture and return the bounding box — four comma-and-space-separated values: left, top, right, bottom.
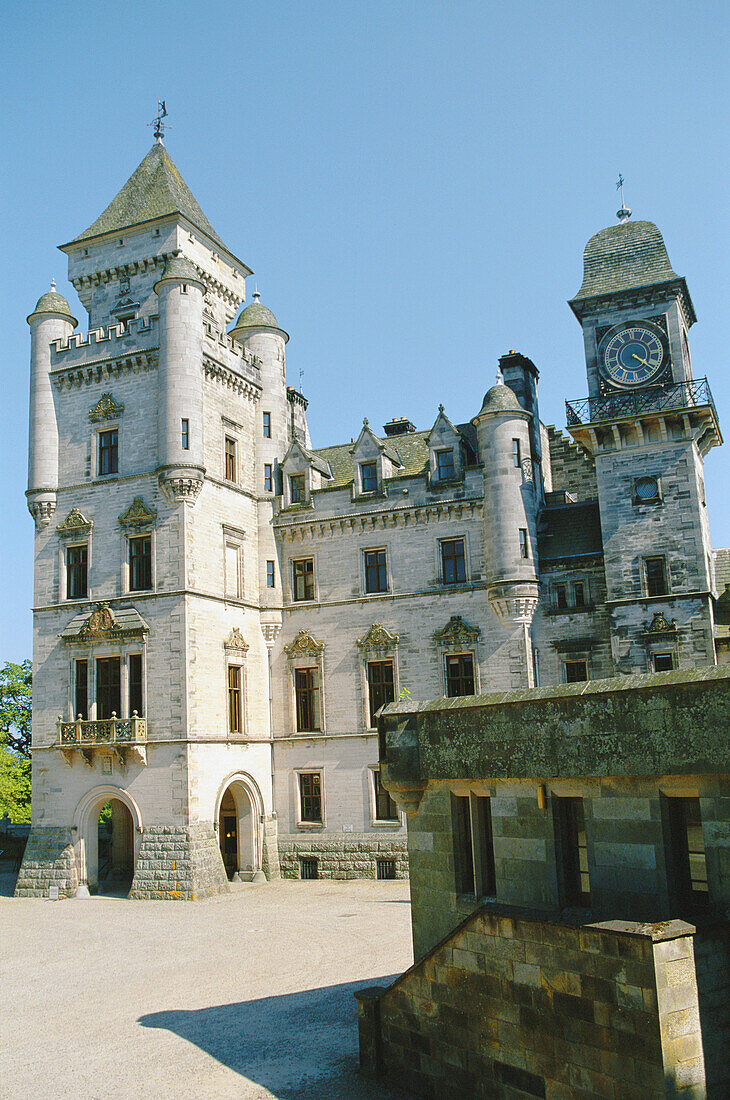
452, 793, 496, 897
290, 473, 305, 503
98, 429, 118, 476
441, 539, 466, 585
519, 528, 529, 559
228, 666, 242, 734
264, 464, 273, 492
181, 418, 189, 450
512, 438, 521, 468
373, 767, 399, 821
367, 660, 395, 728
653, 652, 674, 672
564, 660, 588, 683
129, 653, 143, 717
645, 556, 668, 597
555, 584, 568, 610
360, 461, 378, 493
436, 448, 456, 481
129, 536, 152, 592
96, 657, 121, 720
266, 560, 275, 588
300, 856, 319, 879
377, 859, 396, 880
263, 411, 271, 438
292, 558, 314, 602
299, 772, 322, 822
224, 436, 237, 482
573, 581, 585, 608
446, 654, 475, 697
554, 796, 590, 908
634, 476, 660, 503
74, 659, 88, 719
225, 542, 241, 599
665, 797, 709, 910
295, 668, 321, 731
364, 549, 388, 594
66, 545, 88, 599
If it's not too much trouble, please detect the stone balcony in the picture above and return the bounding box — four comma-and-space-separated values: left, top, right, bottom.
565, 377, 722, 457
57, 713, 147, 768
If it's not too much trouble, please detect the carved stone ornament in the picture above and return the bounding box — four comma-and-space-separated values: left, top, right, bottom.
89, 393, 124, 422
118, 497, 157, 528
283, 629, 325, 657
433, 615, 480, 646
57, 508, 93, 534
79, 603, 116, 639
225, 627, 249, 652
158, 472, 204, 504
645, 612, 677, 634
356, 623, 399, 650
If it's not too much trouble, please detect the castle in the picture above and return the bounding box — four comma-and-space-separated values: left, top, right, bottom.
16, 138, 724, 898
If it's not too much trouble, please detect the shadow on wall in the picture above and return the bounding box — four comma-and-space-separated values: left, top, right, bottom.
139, 977, 405, 1100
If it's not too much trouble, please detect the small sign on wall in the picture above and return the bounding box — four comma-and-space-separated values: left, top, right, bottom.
48, 886, 59, 901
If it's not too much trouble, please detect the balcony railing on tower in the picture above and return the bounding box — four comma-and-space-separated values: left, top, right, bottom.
57, 712, 147, 768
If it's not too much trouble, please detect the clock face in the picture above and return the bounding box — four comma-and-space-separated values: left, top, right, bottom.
600, 322, 665, 387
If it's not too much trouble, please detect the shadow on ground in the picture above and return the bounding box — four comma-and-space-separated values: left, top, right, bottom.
0, 870, 18, 897
140, 976, 405, 1099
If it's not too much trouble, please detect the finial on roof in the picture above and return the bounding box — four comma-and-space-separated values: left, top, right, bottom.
363, 417, 369, 427
253, 287, 261, 303
496, 368, 504, 385
148, 100, 169, 143
51, 278, 56, 291
616, 173, 631, 222
438, 403, 444, 414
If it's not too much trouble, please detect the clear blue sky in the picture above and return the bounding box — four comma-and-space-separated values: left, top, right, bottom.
1, 0, 728, 663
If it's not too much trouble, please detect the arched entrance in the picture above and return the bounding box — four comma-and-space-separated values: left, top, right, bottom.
215, 773, 264, 881
74, 786, 142, 897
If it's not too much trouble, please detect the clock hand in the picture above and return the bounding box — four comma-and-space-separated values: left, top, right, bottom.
631, 352, 650, 367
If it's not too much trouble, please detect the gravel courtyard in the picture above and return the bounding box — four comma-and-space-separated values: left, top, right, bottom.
1, 876, 413, 1099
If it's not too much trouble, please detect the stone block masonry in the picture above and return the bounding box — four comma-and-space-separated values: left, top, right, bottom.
356, 902, 707, 1099
278, 834, 408, 879
14, 827, 79, 897
130, 824, 229, 900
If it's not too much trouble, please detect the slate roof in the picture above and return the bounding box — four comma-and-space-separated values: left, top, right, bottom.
313, 422, 479, 490
69, 142, 229, 253
29, 289, 77, 323
571, 220, 680, 302
538, 499, 603, 561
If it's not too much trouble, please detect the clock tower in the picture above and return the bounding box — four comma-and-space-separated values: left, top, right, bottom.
566, 212, 721, 673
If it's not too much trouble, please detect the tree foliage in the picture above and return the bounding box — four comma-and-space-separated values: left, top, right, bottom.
0, 660, 32, 759
0, 748, 31, 822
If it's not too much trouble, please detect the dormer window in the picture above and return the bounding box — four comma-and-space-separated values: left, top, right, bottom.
436, 449, 456, 482
360, 462, 378, 493
290, 474, 306, 504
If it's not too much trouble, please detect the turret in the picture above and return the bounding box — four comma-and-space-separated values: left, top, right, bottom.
153, 253, 206, 502
26, 283, 77, 527
473, 378, 539, 626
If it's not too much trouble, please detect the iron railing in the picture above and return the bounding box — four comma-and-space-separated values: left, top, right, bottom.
565, 378, 716, 427
57, 713, 147, 746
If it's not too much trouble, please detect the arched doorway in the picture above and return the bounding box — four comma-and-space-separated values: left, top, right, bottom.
74, 785, 142, 897
216, 774, 264, 881
97, 799, 134, 894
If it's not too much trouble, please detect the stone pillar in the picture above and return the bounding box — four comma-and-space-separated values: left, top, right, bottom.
130, 824, 229, 900
14, 827, 79, 898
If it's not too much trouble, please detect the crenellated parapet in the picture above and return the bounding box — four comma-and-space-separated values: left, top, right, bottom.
49, 317, 159, 387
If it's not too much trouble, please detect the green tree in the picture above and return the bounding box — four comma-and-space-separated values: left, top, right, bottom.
0, 661, 32, 822
0, 660, 32, 759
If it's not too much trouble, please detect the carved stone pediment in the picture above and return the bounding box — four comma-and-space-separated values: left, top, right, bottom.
89, 393, 124, 422
119, 497, 157, 528
433, 615, 480, 646
644, 612, 677, 635
357, 623, 399, 650
79, 603, 116, 639
57, 508, 93, 535
284, 629, 325, 657
225, 627, 249, 652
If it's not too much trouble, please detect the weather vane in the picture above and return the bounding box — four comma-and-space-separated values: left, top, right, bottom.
148, 100, 169, 142
616, 173, 631, 222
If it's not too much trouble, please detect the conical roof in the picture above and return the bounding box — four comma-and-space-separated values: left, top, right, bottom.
70, 142, 227, 251
28, 283, 77, 326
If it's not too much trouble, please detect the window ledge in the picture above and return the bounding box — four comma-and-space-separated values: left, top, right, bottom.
297, 821, 325, 830
371, 820, 402, 828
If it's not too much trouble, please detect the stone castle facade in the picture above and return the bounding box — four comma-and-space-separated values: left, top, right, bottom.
16, 139, 724, 897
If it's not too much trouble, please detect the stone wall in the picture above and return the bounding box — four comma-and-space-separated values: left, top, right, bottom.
278, 833, 408, 879
357, 904, 706, 1099
14, 826, 79, 897
129, 823, 229, 900
546, 425, 597, 500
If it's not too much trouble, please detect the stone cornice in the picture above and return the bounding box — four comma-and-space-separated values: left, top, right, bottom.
274, 497, 482, 542
51, 350, 157, 389
203, 356, 261, 400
